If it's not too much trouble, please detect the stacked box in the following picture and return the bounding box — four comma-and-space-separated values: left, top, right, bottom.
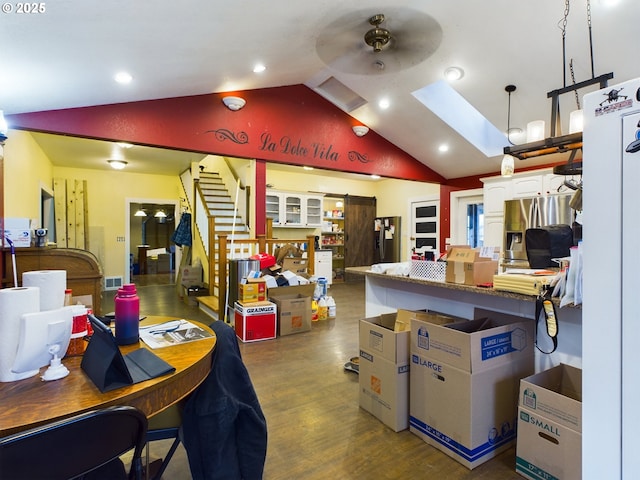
359, 309, 460, 432
516, 364, 582, 480
234, 301, 277, 343
445, 247, 498, 286
239, 278, 267, 303
410, 309, 535, 469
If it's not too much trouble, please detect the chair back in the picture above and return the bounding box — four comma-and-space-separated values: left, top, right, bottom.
0, 405, 148, 480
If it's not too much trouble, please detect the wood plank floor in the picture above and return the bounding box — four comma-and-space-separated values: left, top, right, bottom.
107, 278, 522, 479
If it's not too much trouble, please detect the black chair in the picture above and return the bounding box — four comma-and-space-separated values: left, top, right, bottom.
0, 405, 148, 480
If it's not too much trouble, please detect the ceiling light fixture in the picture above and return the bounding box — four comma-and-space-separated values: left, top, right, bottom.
134, 209, 147, 217
378, 98, 390, 110
117, 142, 133, 149
352, 125, 369, 137
503, 0, 612, 172
154, 210, 167, 218
364, 14, 391, 53
501, 84, 518, 177
370, 174, 381, 180
303, 166, 314, 171
108, 160, 127, 170
222, 96, 246, 111
438, 144, 449, 153
0, 110, 8, 143
253, 64, 266, 73
444, 66, 464, 82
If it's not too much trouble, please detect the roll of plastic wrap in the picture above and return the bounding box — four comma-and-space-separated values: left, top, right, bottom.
0, 287, 40, 382
22, 270, 66, 311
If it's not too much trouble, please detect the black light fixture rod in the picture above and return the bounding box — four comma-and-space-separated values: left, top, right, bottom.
587, 0, 595, 78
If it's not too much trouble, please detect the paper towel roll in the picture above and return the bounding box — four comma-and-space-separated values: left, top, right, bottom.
0, 287, 40, 382
22, 270, 66, 311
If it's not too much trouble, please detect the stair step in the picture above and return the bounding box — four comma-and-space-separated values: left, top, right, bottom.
207, 204, 236, 211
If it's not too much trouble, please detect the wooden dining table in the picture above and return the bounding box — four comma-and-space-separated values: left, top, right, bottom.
0, 316, 216, 437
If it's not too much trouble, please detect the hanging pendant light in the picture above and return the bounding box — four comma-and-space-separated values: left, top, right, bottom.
501, 85, 518, 178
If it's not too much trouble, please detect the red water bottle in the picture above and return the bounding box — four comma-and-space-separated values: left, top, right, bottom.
114, 283, 140, 345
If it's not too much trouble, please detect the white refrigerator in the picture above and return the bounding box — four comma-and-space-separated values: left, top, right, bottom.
583, 76, 640, 479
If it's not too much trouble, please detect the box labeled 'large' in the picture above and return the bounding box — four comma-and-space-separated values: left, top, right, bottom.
234, 301, 277, 343
410, 355, 533, 469
411, 311, 534, 373
515, 406, 581, 480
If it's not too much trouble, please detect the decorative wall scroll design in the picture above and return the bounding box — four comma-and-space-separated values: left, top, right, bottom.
204, 128, 249, 144
348, 151, 370, 163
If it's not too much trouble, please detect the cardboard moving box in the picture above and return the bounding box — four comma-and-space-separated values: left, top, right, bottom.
239, 277, 267, 303
234, 301, 277, 343
281, 257, 308, 275
409, 310, 535, 469
269, 292, 311, 336
446, 247, 498, 286
515, 364, 582, 480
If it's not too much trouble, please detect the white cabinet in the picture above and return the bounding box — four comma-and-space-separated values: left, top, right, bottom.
512, 174, 543, 198
542, 173, 567, 195
482, 177, 512, 215
483, 214, 504, 249
314, 250, 333, 284
266, 190, 324, 227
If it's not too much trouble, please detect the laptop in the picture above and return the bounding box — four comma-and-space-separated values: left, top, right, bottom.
81, 314, 175, 393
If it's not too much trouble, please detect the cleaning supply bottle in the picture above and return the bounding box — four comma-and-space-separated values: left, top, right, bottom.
318, 296, 328, 321
311, 299, 319, 322
327, 296, 336, 319
114, 283, 140, 345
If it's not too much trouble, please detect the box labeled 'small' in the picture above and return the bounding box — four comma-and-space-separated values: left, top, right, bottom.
234, 301, 277, 343
515, 407, 581, 480
409, 309, 535, 469
445, 247, 498, 286
515, 364, 582, 480
269, 292, 311, 336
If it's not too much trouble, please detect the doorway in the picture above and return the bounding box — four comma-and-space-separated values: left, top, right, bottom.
450, 189, 484, 247
125, 199, 179, 286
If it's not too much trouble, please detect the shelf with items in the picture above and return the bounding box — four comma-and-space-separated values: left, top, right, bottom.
266, 190, 324, 227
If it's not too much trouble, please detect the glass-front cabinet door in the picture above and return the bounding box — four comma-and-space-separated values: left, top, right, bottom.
266, 192, 282, 225
284, 194, 302, 226
305, 196, 322, 227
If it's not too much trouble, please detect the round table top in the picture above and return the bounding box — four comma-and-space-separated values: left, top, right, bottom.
0, 316, 216, 437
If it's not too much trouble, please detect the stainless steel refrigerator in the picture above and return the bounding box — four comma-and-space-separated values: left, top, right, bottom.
374, 216, 401, 263
502, 194, 575, 264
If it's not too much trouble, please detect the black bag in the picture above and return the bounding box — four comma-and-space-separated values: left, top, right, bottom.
525, 225, 573, 268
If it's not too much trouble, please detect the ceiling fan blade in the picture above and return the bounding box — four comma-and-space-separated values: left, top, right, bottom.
316, 8, 443, 75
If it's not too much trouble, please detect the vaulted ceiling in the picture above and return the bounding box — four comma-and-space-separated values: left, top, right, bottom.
2, 0, 637, 180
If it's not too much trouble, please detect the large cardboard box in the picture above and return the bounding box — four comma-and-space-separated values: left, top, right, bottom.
409, 310, 535, 469
411, 311, 535, 373
516, 406, 581, 480
518, 363, 582, 432
239, 277, 267, 303
267, 283, 315, 298
269, 292, 311, 336
181, 265, 203, 287
359, 312, 411, 431
446, 247, 498, 286
410, 357, 533, 469
359, 310, 459, 432
515, 364, 582, 480
234, 301, 277, 342
281, 257, 308, 275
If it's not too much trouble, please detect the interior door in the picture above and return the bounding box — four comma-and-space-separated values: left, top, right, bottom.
411, 199, 440, 254
344, 195, 376, 278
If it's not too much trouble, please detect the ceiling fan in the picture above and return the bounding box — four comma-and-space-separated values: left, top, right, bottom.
315, 8, 443, 75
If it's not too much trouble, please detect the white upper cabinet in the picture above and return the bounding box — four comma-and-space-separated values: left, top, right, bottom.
266, 190, 324, 227
481, 177, 513, 215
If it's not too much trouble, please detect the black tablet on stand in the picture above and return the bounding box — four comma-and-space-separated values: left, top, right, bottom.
81, 314, 175, 393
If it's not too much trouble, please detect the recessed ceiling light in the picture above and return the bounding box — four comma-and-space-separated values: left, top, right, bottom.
303, 166, 314, 171
438, 144, 449, 153
378, 98, 390, 110
370, 174, 381, 180
114, 71, 133, 84
444, 66, 464, 82
253, 63, 266, 73
117, 142, 133, 149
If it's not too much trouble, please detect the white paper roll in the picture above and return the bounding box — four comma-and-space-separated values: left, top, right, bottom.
0, 287, 40, 382
22, 270, 66, 311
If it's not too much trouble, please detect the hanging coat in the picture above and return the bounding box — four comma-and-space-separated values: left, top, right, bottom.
171, 212, 192, 247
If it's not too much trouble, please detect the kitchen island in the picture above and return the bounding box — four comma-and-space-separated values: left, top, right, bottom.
346, 266, 582, 371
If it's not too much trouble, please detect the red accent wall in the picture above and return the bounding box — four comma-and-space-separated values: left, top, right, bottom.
7, 85, 445, 184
